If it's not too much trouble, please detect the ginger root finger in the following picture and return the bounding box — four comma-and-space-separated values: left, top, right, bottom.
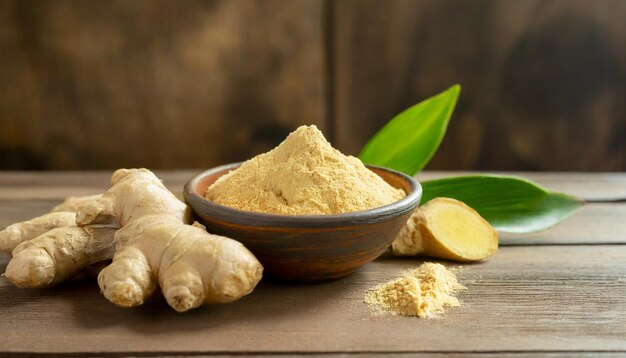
5, 226, 116, 288
392, 197, 498, 262
97, 246, 156, 307
2, 193, 118, 288
76, 168, 190, 227
51, 194, 102, 213
1, 194, 104, 252
99, 215, 262, 312
0, 212, 77, 252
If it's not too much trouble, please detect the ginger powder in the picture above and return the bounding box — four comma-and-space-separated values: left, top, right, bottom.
205, 125, 405, 215
364, 263, 465, 318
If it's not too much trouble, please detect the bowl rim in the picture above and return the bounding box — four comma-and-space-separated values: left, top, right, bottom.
183, 162, 422, 227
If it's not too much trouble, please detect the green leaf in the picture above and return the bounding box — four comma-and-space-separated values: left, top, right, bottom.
358, 84, 460, 176
421, 175, 582, 233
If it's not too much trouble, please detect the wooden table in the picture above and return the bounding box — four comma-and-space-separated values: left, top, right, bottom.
1, 171, 625, 357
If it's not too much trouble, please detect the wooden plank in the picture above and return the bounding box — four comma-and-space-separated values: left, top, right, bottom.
500, 203, 626, 245
2, 200, 624, 246
184, 355, 626, 358
0, 0, 326, 170
332, 0, 626, 171
0, 170, 187, 200
1, 245, 625, 354
187, 355, 626, 358
1, 172, 625, 245
2, 352, 622, 358
78, 354, 626, 358
1, 171, 625, 201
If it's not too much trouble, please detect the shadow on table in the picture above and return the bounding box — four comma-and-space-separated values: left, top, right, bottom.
374, 248, 486, 267
0, 270, 101, 309
0, 248, 476, 324
60, 271, 354, 333
0, 252, 9, 273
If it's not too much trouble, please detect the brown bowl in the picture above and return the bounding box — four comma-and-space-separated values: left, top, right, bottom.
183, 163, 422, 280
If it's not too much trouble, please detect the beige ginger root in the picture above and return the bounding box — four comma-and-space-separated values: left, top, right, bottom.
77, 169, 263, 312
0, 194, 117, 288
0, 212, 77, 252
101, 216, 262, 311
52, 194, 101, 213
0, 194, 103, 252
392, 197, 498, 262
5, 226, 116, 288
76, 169, 190, 227
2, 170, 262, 310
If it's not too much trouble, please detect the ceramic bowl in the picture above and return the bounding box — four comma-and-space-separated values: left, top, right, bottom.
184, 163, 421, 280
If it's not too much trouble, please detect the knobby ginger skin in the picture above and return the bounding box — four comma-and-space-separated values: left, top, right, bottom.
77, 169, 263, 312
51, 194, 102, 213
76, 168, 190, 227
105, 217, 261, 310
0, 194, 117, 288
0, 212, 77, 252
205, 125, 405, 215
1, 169, 262, 312
0, 193, 105, 253
6, 226, 116, 288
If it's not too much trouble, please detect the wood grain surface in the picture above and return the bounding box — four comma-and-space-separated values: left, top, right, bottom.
2, 0, 625, 171
0, 0, 326, 169
0, 171, 625, 356
0, 246, 625, 354
332, 0, 626, 171
2, 171, 624, 246
2, 170, 625, 201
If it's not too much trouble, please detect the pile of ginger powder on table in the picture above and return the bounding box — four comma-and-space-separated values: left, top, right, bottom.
205, 125, 405, 215
364, 262, 465, 318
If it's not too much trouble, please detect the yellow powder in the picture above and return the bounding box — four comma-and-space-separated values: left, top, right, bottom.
364, 263, 465, 318
205, 125, 405, 215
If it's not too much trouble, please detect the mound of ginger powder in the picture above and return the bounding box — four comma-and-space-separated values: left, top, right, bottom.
204, 125, 405, 215
364, 262, 465, 318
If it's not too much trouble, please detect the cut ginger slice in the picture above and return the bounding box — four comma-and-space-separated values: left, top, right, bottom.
392, 197, 498, 262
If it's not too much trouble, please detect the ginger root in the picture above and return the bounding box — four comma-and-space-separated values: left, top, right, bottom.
0, 194, 104, 252
6, 226, 116, 288
0, 212, 77, 252
0, 194, 117, 288
392, 197, 498, 262
52, 194, 102, 213
76, 169, 190, 227
1, 170, 262, 312
100, 216, 262, 311
77, 169, 263, 312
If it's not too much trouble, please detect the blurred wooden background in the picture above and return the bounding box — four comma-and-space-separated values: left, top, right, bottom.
0, 0, 624, 171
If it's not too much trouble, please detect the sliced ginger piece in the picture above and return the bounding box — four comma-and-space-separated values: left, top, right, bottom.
392, 197, 498, 262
